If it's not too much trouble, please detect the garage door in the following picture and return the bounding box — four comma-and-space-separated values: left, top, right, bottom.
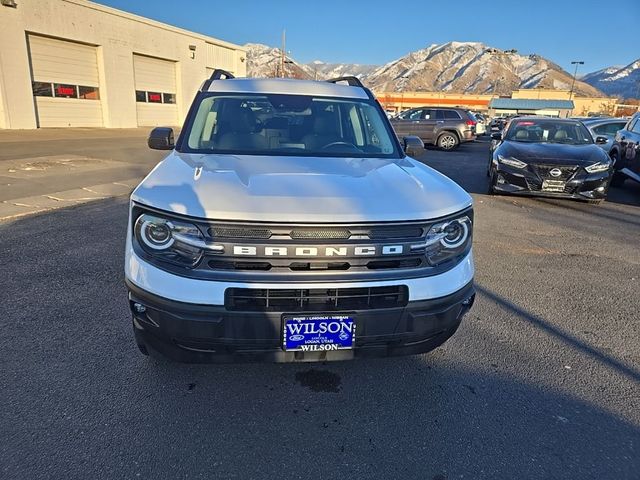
133, 54, 178, 127
28, 35, 103, 128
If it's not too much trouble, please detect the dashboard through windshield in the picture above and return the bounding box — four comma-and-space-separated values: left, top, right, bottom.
182, 93, 401, 158
505, 119, 593, 145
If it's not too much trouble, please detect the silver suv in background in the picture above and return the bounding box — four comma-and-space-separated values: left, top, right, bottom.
391, 106, 477, 150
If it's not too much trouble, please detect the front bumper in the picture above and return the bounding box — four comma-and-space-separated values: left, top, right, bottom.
493, 163, 611, 200
127, 280, 475, 363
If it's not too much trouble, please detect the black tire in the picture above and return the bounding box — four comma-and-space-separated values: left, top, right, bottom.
133, 323, 150, 356
610, 173, 626, 187
137, 342, 149, 356
609, 149, 620, 166
437, 132, 459, 150
487, 169, 497, 194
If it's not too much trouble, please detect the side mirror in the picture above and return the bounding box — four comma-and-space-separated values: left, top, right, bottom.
491, 132, 502, 141
148, 127, 175, 150
403, 136, 424, 157
595, 136, 608, 145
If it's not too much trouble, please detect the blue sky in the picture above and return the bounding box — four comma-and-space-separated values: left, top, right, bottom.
99, 0, 639, 73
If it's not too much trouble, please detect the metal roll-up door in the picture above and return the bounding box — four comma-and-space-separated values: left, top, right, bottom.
133, 54, 178, 126
28, 35, 103, 127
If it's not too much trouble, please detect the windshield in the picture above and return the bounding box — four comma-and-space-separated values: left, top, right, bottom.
505, 119, 593, 145
182, 93, 401, 158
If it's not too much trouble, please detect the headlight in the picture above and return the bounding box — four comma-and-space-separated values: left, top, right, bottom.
134, 213, 206, 267
585, 161, 611, 173
413, 213, 473, 266
498, 155, 527, 168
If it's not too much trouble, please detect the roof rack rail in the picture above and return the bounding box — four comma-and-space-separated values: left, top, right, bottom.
326, 76, 364, 88
326, 76, 375, 100
200, 69, 235, 92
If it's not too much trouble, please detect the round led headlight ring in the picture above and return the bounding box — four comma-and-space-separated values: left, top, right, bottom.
139, 217, 175, 250
440, 219, 469, 249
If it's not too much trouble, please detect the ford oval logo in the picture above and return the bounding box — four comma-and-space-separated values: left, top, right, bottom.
289, 334, 304, 341
550, 168, 562, 177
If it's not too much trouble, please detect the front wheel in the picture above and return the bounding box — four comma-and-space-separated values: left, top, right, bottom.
437, 132, 459, 150
487, 169, 497, 194
610, 173, 626, 187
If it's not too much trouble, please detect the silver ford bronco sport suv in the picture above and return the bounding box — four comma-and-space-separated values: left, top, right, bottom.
125, 70, 475, 363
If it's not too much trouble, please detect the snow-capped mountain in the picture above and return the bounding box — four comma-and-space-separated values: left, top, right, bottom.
245, 44, 376, 80
244, 43, 311, 79
305, 61, 377, 80
245, 42, 604, 96
582, 60, 640, 98
364, 42, 602, 96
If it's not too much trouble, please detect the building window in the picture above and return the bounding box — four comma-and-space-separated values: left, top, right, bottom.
162, 93, 176, 104
32, 82, 99, 100
147, 92, 162, 103
78, 86, 100, 100
54, 84, 77, 98
32, 82, 53, 97
135, 90, 176, 104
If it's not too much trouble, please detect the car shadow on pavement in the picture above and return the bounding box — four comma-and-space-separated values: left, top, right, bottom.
531, 196, 640, 227
475, 284, 640, 383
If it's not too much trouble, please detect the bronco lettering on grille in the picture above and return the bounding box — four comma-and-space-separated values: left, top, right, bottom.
232, 245, 404, 257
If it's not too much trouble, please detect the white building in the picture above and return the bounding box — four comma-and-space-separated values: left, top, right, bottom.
0, 0, 246, 129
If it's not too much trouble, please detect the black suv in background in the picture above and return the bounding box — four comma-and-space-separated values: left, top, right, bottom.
609, 112, 640, 186
391, 107, 476, 150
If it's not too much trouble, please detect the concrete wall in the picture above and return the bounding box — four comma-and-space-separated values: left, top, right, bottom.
0, 0, 246, 129
376, 91, 494, 114
513, 89, 619, 116
378, 89, 621, 117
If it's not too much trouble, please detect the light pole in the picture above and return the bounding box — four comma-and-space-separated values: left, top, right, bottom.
569, 61, 584, 100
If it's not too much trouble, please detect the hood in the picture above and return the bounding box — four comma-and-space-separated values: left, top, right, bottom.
498, 141, 608, 165
131, 153, 472, 223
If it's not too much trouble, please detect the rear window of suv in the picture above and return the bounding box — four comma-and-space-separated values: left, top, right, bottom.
443, 110, 462, 120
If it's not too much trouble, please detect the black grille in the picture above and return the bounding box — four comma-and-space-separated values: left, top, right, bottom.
367, 226, 424, 239
290, 228, 351, 239
534, 165, 577, 181
208, 260, 272, 271
225, 286, 409, 312
206, 222, 426, 241
525, 178, 542, 191
209, 227, 272, 239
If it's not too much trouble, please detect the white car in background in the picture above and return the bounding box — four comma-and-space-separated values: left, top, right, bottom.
469, 111, 487, 135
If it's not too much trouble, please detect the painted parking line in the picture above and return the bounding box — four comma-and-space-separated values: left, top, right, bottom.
0, 178, 139, 221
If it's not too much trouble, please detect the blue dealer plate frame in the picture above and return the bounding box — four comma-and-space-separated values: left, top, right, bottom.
282, 314, 356, 352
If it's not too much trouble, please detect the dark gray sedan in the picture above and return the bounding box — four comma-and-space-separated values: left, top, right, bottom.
581, 117, 628, 153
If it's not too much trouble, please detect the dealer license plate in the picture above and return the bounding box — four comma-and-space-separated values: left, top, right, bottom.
282, 314, 355, 352
542, 179, 566, 192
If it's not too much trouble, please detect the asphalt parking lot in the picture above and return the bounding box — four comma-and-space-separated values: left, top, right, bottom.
1, 136, 639, 479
